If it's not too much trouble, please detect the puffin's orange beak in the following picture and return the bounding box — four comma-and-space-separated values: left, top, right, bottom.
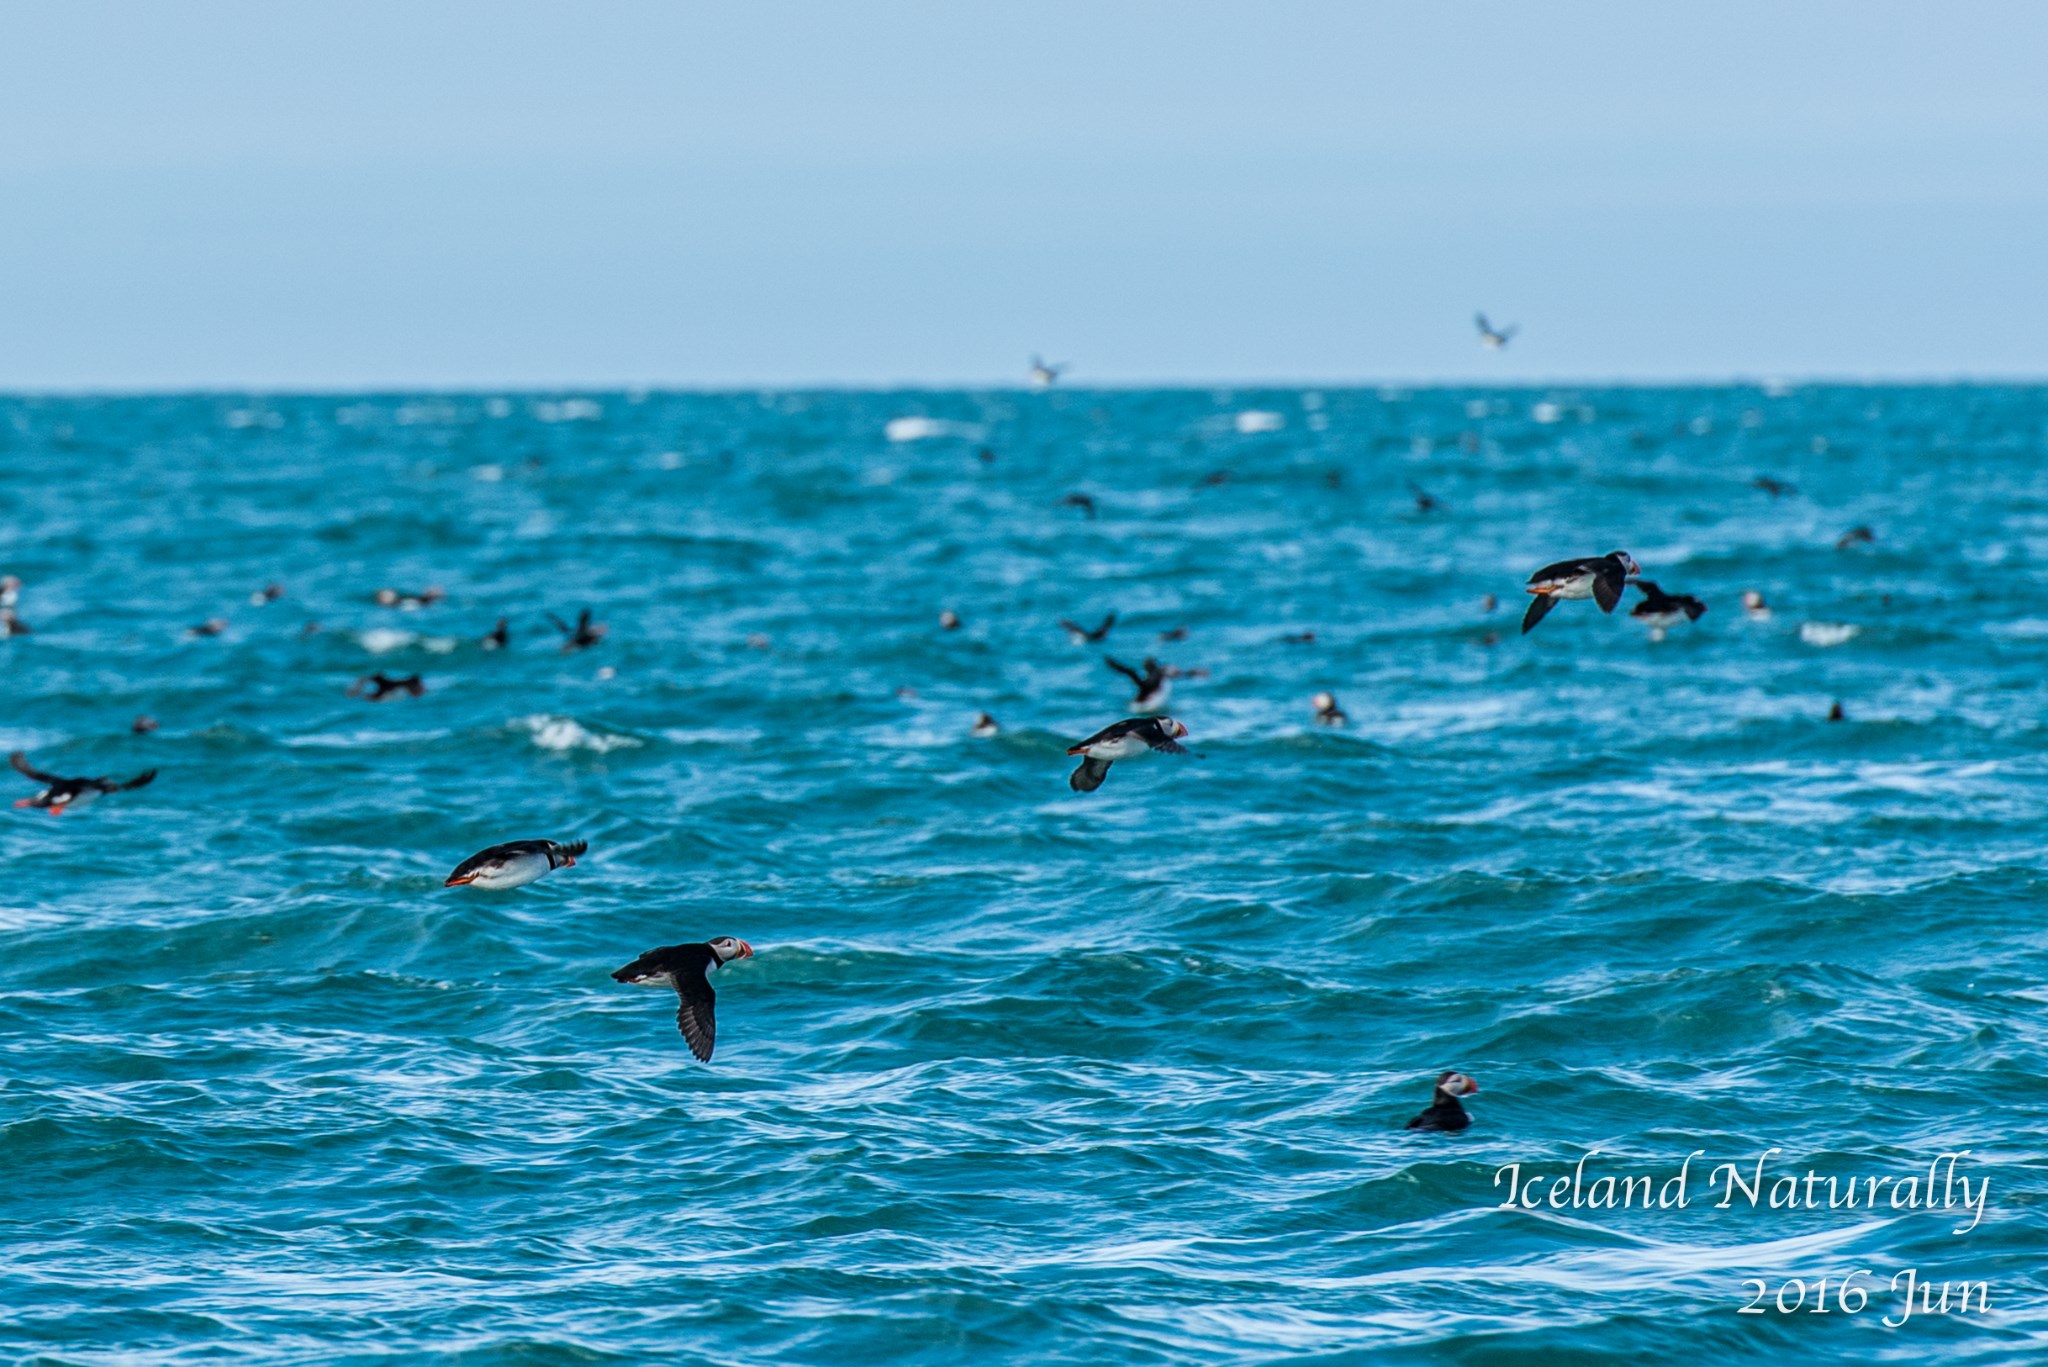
736, 940, 755, 959
558, 856, 576, 868
443, 873, 474, 886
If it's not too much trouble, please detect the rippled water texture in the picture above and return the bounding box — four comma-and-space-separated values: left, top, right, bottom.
4, 387, 2047, 1364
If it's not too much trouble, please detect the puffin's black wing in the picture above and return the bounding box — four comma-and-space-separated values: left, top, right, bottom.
1592, 562, 1626, 612
1070, 757, 1112, 792
1525, 558, 1588, 585
1521, 595, 1558, 634
545, 613, 572, 635
1681, 597, 1707, 621
672, 973, 718, 1062
116, 769, 157, 792
557, 839, 589, 860
8, 751, 59, 785
1092, 612, 1116, 637
1150, 738, 1190, 756
1104, 657, 1144, 686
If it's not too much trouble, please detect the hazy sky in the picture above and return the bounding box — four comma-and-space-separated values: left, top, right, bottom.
4, 1, 2046, 389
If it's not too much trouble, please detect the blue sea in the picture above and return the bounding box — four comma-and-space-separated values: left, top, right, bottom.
4, 385, 2046, 1365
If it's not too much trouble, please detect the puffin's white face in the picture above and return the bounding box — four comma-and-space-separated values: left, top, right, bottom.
1440, 1072, 1479, 1097
1311, 692, 1335, 712
1614, 553, 1641, 577
709, 936, 754, 964
1162, 718, 1188, 739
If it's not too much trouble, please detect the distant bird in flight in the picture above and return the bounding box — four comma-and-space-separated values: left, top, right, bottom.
10, 751, 156, 815
1029, 355, 1068, 388
1752, 475, 1798, 498
1106, 656, 1178, 712
1066, 716, 1191, 792
1475, 313, 1518, 350
349, 672, 425, 701
1060, 612, 1116, 645
547, 608, 606, 651
445, 838, 586, 890
1521, 551, 1641, 634
1629, 581, 1707, 640
1836, 526, 1876, 550
612, 937, 755, 1062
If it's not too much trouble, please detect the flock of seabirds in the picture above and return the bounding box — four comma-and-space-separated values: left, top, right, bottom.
5, 329, 1871, 1133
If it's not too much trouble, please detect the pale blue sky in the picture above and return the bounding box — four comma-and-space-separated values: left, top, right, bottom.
3, 1, 2046, 389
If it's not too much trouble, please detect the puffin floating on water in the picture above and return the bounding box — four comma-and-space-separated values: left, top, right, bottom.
1067, 716, 1191, 792
612, 937, 755, 1061
444, 838, 587, 889
971, 712, 1001, 738
1311, 692, 1348, 727
1405, 1071, 1480, 1132
1628, 581, 1707, 640
482, 617, 509, 650
9, 751, 156, 815
1520, 551, 1640, 634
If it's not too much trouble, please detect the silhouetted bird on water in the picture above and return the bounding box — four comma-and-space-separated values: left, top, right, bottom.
349, 672, 425, 701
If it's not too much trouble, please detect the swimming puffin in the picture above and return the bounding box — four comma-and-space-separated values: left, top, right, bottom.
131, 715, 159, 734
1066, 716, 1190, 791
187, 618, 228, 638
1405, 1071, 1480, 1131
444, 838, 587, 889
547, 609, 606, 652
482, 617, 509, 650
938, 610, 962, 631
1828, 700, 1846, 722
0, 608, 28, 637
1059, 492, 1097, 519
1061, 612, 1116, 644
10, 751, 156, 815
1474, 313, 1517, 349
611, 937, 755, 1062
1521, 551, 1640, 634
1752, 475, 1797, 497
0, 575, 18, 608
348, 672, 425, 701
1742, 590, 1772, 621
1629, 581, 1707, 640
1311, 691, 1348, 726
375, 586, 445, 611
250, 583, 285, 606
1106, 656, 1176, 712
971, 713, 1001, 738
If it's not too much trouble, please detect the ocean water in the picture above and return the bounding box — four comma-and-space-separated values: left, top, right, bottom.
3, 385, 2047, 1365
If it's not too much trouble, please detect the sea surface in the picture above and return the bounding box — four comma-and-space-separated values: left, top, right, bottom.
3, 385, 2046, 1365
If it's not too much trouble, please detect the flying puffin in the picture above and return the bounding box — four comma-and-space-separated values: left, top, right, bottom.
1105, 656, 1176, 712
1405, 1071, 1480, 1132
1835, 525, 1875, 550
482, 617, 509, 650
1311, 691, 1348, 726
1521, 551, 1640, 634
1061, 612, 1116, 644
1474, 313, 1518, 349
547, 609, 606, 652
9, 751, 156, 815
1628, 581, 1707, 640
348, 672, 425, 701
611, 937, 755, 1061
444, 838, 587, 889
1066, 716, 1191, 792
1028, 355, 1067, 388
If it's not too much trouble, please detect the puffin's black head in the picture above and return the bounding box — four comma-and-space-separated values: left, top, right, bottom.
1607, 552, 1641, 578
1435, 1071, 1479, 1100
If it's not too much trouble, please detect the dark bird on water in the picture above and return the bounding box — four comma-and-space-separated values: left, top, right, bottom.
548, 609, 606, 652
1828, 700, 1846, 722
1752, 475, 1798, 498
612, 937, 755, 1062
349, 672, 425, 701
1059, 493, 1097, 519
1195, 469, 1232, 489
10, 751, 156, 815
250, 583, 285, 606
1629, 581, 1708, 640
132, 716, 159, 735
482, 617, 509, 650
1066, 716, 1191, 792
1520, 551, 1641, 634
1475, 313, 1518, 350
1408, 481, 1442, 513
1405, 1071, 1480, 1132
1836, 526, 1876, 550
1311, 692, 1348, 727
188, 618, 228, 638
0, 608, 29, 637
1061, 612, 1117, 644
971, 712, 1000, 738
445, 838, 587, 889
